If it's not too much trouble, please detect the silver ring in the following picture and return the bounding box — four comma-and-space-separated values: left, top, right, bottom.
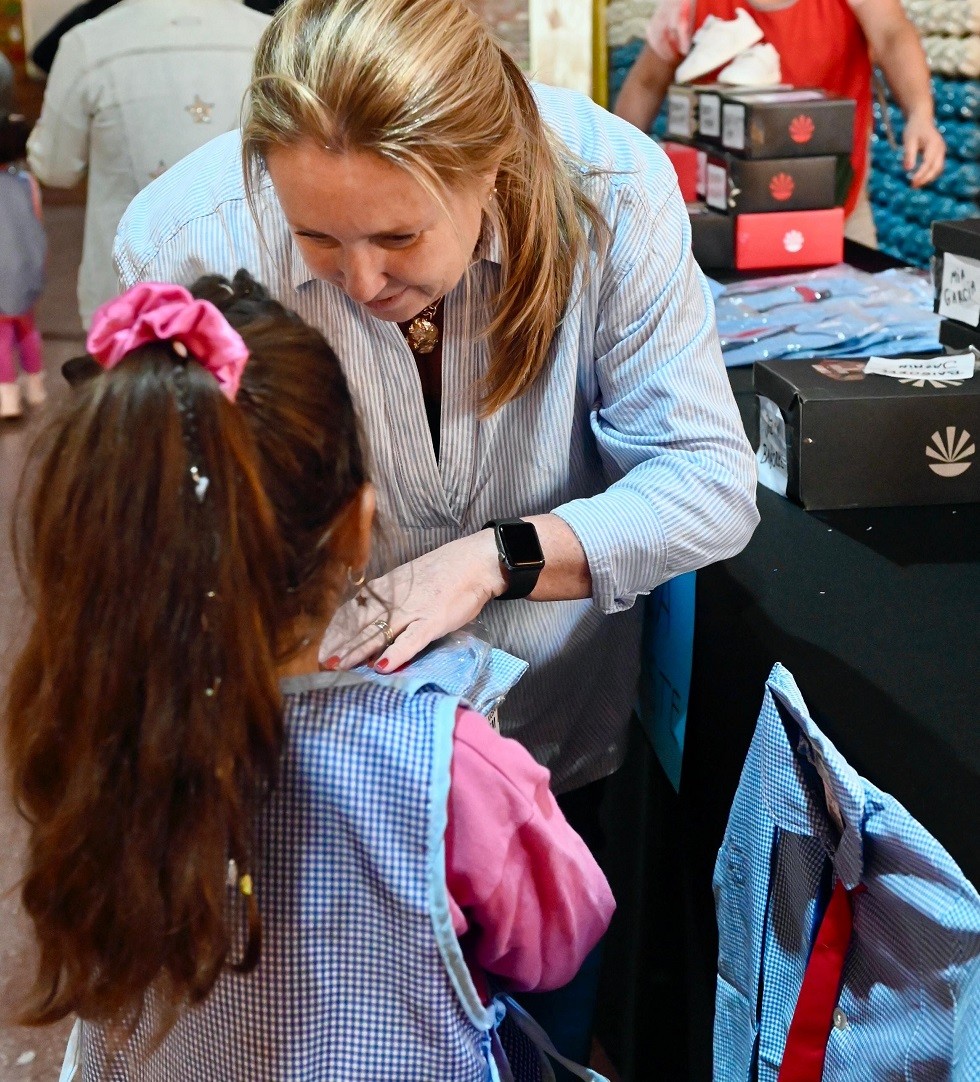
373, 618, 395, 647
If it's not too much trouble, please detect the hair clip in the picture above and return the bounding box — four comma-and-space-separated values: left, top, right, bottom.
189, 465, 209, 502
172, 340, 189, 359
226, 859, 253, 896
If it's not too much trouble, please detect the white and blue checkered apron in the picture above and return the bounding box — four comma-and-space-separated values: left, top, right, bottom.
72, 672, 499, 1080
65, 670, 606, 1081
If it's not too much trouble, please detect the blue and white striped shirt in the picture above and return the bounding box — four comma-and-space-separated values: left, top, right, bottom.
113, 83, 758, 791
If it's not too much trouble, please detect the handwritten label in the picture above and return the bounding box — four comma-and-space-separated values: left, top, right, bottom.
938, 252, 980, 328
757, 396, 788, 497
864, 353, 975, 380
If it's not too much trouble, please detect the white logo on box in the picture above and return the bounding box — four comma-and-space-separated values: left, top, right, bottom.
926, 426, 974, 477
783, 230, 804, 253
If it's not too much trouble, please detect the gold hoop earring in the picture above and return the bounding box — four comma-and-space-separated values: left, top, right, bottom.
347, 566, 366, 588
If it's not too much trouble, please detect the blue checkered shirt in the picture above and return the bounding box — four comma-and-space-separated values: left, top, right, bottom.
113, 82, 758, 793
714, 664, 980, 1080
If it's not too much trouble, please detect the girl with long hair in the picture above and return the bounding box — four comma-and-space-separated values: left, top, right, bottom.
6, 272, 613, 1080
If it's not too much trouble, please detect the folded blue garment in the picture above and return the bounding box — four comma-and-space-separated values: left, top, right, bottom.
709, 267, 940, 367
356, 625, 528, 719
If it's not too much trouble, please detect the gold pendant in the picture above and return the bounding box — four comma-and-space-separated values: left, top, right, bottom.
407, 315, 439, 354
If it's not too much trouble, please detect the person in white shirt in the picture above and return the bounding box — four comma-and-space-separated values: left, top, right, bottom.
27, 0, 270, 327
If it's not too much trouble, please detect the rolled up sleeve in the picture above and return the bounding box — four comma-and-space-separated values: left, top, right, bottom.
554, 179, 759, 614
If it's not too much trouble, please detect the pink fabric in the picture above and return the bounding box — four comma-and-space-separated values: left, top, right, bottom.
445, 708, 615, 994
0, 312, 43, 383
86, 282, 249, 401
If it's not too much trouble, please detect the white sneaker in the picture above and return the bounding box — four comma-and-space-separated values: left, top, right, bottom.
675, 8, 764, 83
0, 381, 23, 418
718, 42, 782, 86
23, 372, 46, 406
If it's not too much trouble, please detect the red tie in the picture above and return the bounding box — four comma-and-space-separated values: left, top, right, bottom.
777, 879, 860, 1082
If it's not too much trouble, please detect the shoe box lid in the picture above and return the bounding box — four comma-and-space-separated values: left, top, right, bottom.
754, 357, 980, 509
716, 87, 855, 158
705, 150, 839, 214
735, 207, 844, 270
932, 218, 980, 330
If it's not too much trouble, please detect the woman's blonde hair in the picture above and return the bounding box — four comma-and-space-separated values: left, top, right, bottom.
242, 0, 608, 414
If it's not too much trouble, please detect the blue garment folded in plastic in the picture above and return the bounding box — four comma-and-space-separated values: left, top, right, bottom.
706, 266, 940, 367
357, 623, 528, 719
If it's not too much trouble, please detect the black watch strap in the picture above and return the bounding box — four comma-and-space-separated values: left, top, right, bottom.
483, 518, 545, 600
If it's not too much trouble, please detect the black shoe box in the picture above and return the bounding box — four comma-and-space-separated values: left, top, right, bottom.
754, 358, 980, 510
688, 201, 735, 269
675, 83, 794, 145
939, 317, 980, 352
705, 151, 838, 214
716, 88, 855, 158
931, 218, 980, 330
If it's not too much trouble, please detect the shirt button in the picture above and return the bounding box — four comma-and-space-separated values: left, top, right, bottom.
832, 1008, 849, 1031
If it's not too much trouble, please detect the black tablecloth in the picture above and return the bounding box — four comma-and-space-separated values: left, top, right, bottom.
597, 244, 980, 1080
665, 366, 980, 1082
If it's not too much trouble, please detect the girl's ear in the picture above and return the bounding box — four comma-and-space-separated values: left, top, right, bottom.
332, 483, 376, 576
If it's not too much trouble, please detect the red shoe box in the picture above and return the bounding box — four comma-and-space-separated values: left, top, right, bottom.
660, 140, 699, 202
719, 88, 855, 158
735, 207, 844, 270
705, 151, 838, 214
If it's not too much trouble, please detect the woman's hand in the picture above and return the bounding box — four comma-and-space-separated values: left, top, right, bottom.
319, 530, 506, 672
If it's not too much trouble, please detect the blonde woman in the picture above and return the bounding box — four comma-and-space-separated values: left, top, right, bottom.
114, 0, 758, 1065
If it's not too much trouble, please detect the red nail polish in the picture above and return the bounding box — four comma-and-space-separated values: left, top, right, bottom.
324, 656, 340, 670
375, 658, 389, 671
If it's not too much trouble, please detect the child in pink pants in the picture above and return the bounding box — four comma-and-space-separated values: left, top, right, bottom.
0, 55, 46, 419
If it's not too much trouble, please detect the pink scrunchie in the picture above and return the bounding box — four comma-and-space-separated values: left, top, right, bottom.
86, 282, 249, 401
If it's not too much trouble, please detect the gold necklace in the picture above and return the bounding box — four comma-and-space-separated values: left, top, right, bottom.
405, 300, 442, 355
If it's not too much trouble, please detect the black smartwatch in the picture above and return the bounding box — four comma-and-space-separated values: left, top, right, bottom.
483, 518, 545, 600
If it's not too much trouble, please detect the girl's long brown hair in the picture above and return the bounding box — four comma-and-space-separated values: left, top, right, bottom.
5, 271, 366, 1030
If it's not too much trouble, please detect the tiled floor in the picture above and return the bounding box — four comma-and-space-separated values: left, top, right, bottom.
0, 204, 84, 1081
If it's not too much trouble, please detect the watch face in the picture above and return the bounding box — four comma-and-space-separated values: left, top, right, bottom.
499, 521, 544, 567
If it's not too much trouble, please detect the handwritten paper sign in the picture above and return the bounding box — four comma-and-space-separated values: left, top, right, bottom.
757, 396, 788, 496
938, 252, 980, 328
864, 353, 976, 380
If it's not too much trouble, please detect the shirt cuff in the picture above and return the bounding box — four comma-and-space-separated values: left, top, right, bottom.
553, 487, 668, 614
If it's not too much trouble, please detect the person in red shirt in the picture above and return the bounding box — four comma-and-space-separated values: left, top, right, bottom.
615, 0, 946, 246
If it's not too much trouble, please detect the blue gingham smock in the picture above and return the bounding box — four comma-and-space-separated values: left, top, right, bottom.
74, 671, 508, 1081
714, 664, 980, 1081
113, 83, 759, 792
